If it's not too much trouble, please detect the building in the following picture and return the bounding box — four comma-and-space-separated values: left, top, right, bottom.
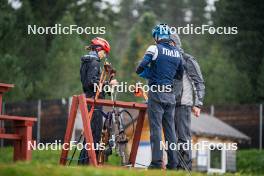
124, 111, 250, 174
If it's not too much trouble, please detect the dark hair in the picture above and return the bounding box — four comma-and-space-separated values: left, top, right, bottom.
90, 45, 102, 51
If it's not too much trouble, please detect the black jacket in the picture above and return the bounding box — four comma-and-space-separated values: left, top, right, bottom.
80, 51, 104, 98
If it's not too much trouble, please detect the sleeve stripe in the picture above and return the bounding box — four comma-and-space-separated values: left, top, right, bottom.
146, 51, 155, 55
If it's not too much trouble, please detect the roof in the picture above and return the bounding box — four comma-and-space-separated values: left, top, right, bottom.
191, 113, 250, 141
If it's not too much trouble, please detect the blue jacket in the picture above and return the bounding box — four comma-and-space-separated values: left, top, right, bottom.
136, 42, 183, 86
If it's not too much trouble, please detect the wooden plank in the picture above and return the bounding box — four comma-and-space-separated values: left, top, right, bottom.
0, 83, 14, 93
60, 96, 79, 165
0, 94, 2, 114
0, 127, 4, 133
0, 115, 36, 122
14, 121, 33, 161
78, 94, 98, 167
0, 83, 14, 88
0, 133, 21, 140
86, 98, 147, 110
129, 109, 146, 166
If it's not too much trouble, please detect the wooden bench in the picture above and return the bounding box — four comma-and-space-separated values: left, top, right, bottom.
0, 83, 37, 161
0, 115, 36, 161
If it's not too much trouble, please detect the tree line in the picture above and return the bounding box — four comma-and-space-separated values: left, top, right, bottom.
0, 0, 263, 105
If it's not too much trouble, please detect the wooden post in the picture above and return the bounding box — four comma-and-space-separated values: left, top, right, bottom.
13, 120, 34, 161
0, 83, 14, 146
78, 94, 98, 166
0, 83, 14, 114
59, 96, 79, 165
260, 104, 263, 150
0, 94, 2, 114
0, 94, 3, 147
210, 105, 215, 116
129, 109, 146, 166
37, 100, 41, 143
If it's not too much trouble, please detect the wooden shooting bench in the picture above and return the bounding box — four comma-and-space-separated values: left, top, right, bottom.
60, 94, 147, 167
0, 83, 37, 161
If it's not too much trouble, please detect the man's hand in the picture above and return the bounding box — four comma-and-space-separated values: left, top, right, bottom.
192, 106, 201, 117
134, 87, 144, 97
109, 79, 118, 86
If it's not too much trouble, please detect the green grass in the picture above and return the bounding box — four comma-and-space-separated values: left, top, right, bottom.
237, 149, 264, 175
0, 147, 263, 176
0, 162, 207, 176
0, 146, 121, 166
0, 147, 61, 165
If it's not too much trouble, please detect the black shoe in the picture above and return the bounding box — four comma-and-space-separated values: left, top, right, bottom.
177, 166, 185, 171
148, 164, 162, 170
166, 164, 177, 170
177, 166, 192, 171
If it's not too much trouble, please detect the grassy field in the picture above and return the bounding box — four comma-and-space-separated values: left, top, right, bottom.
0, 147, 263, 176
237, 149, 264, 175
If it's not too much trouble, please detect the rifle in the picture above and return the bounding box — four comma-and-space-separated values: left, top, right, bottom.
98, 112, 112, 164
98, 82, 134, 165
89, 60, 116, 120
97, 105, 133, 165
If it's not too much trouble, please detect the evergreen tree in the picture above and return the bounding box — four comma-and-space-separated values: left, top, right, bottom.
28, 0, 75, 47
183, 0, 208, 58
257, 59, 264, 100
200, 44, 252, 105
15, 0, 47, 100
0, 0, 47, 100
112, 0, 140, 68
0, 0, 17, 54
43, 12, 85, 98
120, 12, 156, 101
213, 0, 264, 102
187, 0, 207, 25
0, 54, 28, 101
143, 0, 186, 26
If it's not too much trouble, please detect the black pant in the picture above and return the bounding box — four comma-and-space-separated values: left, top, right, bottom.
78, 105, 103, 164
148, 91, 178, 169
174, 105, 192, 170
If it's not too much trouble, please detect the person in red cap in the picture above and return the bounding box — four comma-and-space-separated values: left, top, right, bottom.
79, 37, 117, 164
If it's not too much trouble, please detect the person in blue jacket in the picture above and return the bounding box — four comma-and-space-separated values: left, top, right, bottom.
136, 24, 184, 169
